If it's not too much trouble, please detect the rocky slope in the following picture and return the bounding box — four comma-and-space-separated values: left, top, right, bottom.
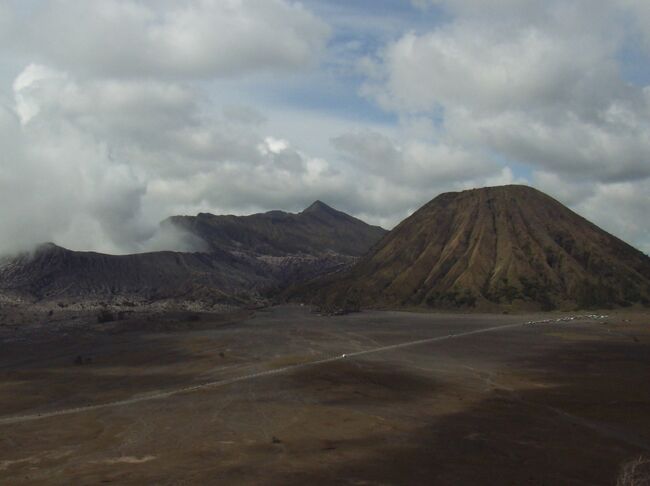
0, 202, 387, 306
167, 200, 387, 257
0, 243, 268, 305
294, 186, 650, 311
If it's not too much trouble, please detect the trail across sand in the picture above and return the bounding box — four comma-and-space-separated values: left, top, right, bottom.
0, 321, 525, 425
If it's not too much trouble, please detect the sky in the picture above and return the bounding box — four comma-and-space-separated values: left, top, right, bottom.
0, 0, 649, 255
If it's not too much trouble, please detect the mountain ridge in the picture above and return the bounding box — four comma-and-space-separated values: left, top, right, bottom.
0, 202, 387, 306
166, 200, 387, 257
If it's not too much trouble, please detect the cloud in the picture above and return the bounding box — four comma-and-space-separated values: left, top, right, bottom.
12, 0, 330, 79
619, 0, 650, 54
0, 1, 13, 43
443, 106, 650, 182
361, 15, 650, 184
0, 70, 155, 255
534, 171, 650, 254
326, 129, 527, 228
363, 20, 622, 116
359, 0, 650, 250
576, 180, 650, 255
1, 0, 649, 257
332, 130, 495, 187
223, 105, 267, 126
0, 63, 357, 255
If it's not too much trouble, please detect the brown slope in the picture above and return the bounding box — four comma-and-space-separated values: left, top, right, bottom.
298, 185, 650, 311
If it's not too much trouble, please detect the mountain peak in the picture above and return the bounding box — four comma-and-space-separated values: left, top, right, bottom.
302, 200, 337, 215
303, 199, 332, 213
34, 242, 66, 255
437, 184, 539, 199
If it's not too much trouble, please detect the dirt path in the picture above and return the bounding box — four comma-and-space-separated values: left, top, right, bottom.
0, 321, 526, 426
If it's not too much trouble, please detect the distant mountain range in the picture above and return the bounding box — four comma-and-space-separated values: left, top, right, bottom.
292, 185, 650, 311
0, 202, 387, 306
2, 186, 649, 311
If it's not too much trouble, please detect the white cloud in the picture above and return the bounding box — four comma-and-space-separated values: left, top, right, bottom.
222, 105, 267, 126
15, 0, 330, 79
1, 0, 649, 256
534, 171, 650, 254
577, 181, 650, 255
359, 0, 650, 250
13, 64, 64, 124
6, 53, 636, 254
0, 64, 359, 254
619, 0, 650, 54
332, 130, 495, 187
444, 106, 650, 182
0, 1, 13, 43
363, 21, 620, 116
261, 137, 290, 155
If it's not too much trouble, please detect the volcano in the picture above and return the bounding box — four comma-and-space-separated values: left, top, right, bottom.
0, 202, 387, 306
297, 185, 650, 310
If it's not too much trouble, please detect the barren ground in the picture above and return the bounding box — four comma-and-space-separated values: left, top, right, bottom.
0, 305, 649, 485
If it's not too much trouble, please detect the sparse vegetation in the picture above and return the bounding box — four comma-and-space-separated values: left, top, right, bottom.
426, 288, 477, 308
576, 279, 617, 309
488, 277, 522, 303
519, 276, 555, 310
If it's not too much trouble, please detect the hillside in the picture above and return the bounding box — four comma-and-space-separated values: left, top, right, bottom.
0, 202, 387, 306
295, 185, 650, 311
166, 200, 387, 257
0, 243, 269, 305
